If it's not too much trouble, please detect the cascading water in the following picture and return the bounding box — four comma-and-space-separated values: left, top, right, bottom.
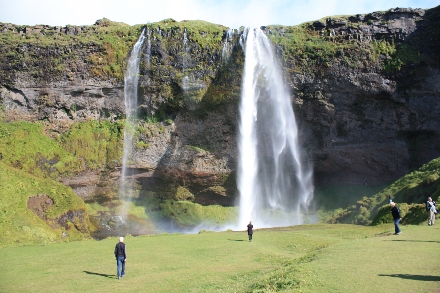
222, 29, 235, 62
145, 28, 151, 67
237, 28, 314, 229
182, 28, 190, 90
118, 28, 146, 219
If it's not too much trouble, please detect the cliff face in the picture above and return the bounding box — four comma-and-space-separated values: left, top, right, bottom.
0, 7, 439, 206
287, 7, 440, 184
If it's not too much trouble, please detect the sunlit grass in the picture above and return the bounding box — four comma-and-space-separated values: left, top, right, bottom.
1, 224, 438, 292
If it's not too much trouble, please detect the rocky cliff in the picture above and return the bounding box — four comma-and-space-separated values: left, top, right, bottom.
0, 7, 439, 212
285, 7, 440, 185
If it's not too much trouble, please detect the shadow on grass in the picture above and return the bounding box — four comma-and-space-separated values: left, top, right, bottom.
383, 239, 440, 243
378, 274, 440, 282
228, 239, 246, 242
83, 271, 116, 278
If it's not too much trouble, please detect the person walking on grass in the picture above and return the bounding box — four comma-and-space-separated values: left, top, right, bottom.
114, 237, 127, 280
426, 197, 437, 226
390, 202, 402, 235
247, 221, 254, 242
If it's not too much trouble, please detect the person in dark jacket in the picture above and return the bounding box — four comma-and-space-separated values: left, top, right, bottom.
390, 202, 402, 235
247, 221, 253, 242
114, 237, 127, 280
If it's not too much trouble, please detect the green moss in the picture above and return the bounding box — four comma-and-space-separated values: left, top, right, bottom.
135, 141, 149, 149
0, 20, 144, 81
266, 24, 358, 73
371, 39, 396, 62
174, 186, 195, 201
371, 39, 422, 73
148, 19, 226, 51
184, 145, 207, 153
159, 200, 237, 226
0, 121, 74, 178
59, 120, 124, 170
383, 43, 422, 73
0, 120, 123, 178
0, 162, 90, 247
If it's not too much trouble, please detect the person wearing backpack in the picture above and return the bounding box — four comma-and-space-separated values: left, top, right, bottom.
426, 197, 437, 226
390, 202, 402, 235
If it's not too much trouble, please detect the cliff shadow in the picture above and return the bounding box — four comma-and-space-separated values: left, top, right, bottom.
127, 31, 248, 230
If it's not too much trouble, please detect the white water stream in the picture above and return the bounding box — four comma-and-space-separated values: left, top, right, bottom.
119, 29, 146, 219
236, 28, 313, 229
222, 29, 235, 62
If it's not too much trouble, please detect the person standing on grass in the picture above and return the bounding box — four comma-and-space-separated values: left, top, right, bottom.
247, 221, 253, 242
390, 202, 402, 235
426, 197, 437, 226
114, 237, 127, 280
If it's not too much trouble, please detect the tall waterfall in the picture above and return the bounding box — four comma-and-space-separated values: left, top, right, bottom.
237, 28, 313, 229
119, 28, 146, 219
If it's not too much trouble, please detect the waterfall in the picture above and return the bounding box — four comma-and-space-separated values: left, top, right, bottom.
222, 29, 235, 62
237, 28, 314, 229
119, 28, 146, 219
145, 28, 151, 67
182, 28, 190, 90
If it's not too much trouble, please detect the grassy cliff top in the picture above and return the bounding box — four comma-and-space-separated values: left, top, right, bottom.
0, 17, 228, 49
0, 18, 228, 81
147, 18, 228, 48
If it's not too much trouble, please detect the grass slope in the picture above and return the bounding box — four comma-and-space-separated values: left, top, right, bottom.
0, 161, 90, 247
329, 157, 440, 225
1, 224, 438, 292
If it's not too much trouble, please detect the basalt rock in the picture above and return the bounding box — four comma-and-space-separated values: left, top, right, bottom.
1, 6, 440, 206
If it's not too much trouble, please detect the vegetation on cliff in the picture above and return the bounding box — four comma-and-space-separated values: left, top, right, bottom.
147, 18, 227, 50
265, 7, 438, 77
0, 120, 123, 178
157, 200, 237, 226
0, 18, 144, 82
0, 18, 228, 85
0, 161, 90, 247
136, 19, 235, 120
328, 157, 440, 225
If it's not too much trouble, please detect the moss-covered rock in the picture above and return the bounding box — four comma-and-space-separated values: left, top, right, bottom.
0, 120, 123, 178
0, 162, 91, 247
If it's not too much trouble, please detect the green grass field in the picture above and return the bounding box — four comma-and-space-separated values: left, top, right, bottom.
2, 224, 439, 292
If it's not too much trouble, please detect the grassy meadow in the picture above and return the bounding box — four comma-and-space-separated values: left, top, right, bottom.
2, 223, 439, 293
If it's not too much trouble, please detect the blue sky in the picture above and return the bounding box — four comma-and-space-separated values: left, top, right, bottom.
0, 0, 438, 28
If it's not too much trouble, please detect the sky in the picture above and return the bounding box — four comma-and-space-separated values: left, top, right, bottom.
0, 0, 438, 29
